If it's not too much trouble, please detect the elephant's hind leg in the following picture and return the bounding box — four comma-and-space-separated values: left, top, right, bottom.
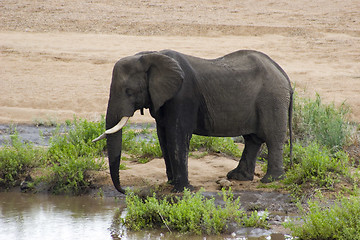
260, 142, 285, 183
227, 134, 262, 181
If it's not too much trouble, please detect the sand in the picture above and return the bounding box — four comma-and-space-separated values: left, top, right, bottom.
1, 0, 359, 192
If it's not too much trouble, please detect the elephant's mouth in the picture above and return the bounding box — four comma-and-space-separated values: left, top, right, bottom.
92, 116, 130, 142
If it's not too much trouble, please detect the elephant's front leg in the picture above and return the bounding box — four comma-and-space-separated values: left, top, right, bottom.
156, 124, 173, 184
227, 134, 262, 181
165, 124, 193, 192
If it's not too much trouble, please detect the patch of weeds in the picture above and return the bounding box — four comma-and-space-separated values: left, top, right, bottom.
257, 182, 283, 191
285, 195, 360, 239
282, 142, 351, 199
0, 132, 46, 188
33, 117, 58, 127
122, 126, 162, 162
48, 117, 107, 162
293, 93, 351, 151
189, 151, 209, 159
119, 163, 128, 170
190, 135, 242, 158
242, 210, 268, 229
46, 156, 104, 195
120, 188, 268, 235
43, 117, 107, 194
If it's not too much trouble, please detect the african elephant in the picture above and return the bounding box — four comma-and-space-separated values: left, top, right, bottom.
93, 49, 293, 193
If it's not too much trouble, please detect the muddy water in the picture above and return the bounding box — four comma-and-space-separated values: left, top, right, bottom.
0, 191, 124, 240
0, 191, 293, 240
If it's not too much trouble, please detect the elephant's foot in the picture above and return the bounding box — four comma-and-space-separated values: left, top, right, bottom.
227, 169, 254, 181
260, 171, 284, 183
172, 182, 194, 193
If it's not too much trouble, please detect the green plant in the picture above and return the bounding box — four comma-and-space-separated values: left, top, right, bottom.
282, 142, 350, 198
47, 156, 104, 195
121, 188, 268, 235
242, 210, 269, 229
285, 195, 360, 239
44, 117, 107, 194
190, 135, 242, 158
293, 93, 351, 151
122, 126, 162, 162
48, 117, 107, 162
0, 132, 46, 187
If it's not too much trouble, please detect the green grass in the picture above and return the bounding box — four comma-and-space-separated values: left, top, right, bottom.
46, 157, 104, 195
282, 142, 352, 199
0, 132, 46, 187
190, 135, 242, 158
284, 142, 350, 186
120, 188, 268, 235
48, 117, 107, 161
44, 117, 106, 194
285, 195, 360, 239
121, 126, 162, 163
293, 93, 351, 151
0, 118, 106, 194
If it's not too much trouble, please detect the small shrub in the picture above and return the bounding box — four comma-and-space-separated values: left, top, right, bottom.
0, 132, 46, 187
121, 188, 268, 235
48, 117, 106, 162
47, 156, 104, 195
283, 142, 350, 198
44, 117, 107, 194
285, 196, 360, 239
293, 93, 351, 151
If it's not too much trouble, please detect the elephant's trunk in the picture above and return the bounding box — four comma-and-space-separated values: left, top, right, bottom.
105, 116, 130, 194
106, 128, 126, 193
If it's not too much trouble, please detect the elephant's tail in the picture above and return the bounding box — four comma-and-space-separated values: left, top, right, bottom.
288, 90, 294, 168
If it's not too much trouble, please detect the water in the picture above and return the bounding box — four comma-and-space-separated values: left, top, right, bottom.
0, 191, 124, 240
0, 123, 156, 147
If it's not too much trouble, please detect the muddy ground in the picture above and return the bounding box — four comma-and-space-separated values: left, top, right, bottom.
1, 0, 360, 236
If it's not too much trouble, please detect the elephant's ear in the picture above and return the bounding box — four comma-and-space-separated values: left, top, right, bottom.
140, 53, 184, 113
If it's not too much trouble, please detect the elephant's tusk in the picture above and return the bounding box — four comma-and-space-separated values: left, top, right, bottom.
91, 116, 130, 142
105, 116, 130, 134
92, 133, 106, 142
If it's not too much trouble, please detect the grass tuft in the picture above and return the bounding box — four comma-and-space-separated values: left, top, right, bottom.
282, 142, 351, 199
293, 93, 351, 151
0, 132, 46, 187
285, 195, 360, 239
121, 188, 268, 235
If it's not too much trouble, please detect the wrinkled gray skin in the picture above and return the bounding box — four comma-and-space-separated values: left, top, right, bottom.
104, 49, 293, 193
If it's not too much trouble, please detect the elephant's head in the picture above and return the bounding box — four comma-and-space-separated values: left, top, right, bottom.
93, 52, 184, 193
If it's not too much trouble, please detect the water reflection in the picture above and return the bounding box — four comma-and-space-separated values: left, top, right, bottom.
0, 191, 123, 240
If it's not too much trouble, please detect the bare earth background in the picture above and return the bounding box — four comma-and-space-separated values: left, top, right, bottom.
1, 0, 359, 192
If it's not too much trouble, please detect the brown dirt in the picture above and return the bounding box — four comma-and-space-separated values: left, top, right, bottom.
1, 0, 360, 194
